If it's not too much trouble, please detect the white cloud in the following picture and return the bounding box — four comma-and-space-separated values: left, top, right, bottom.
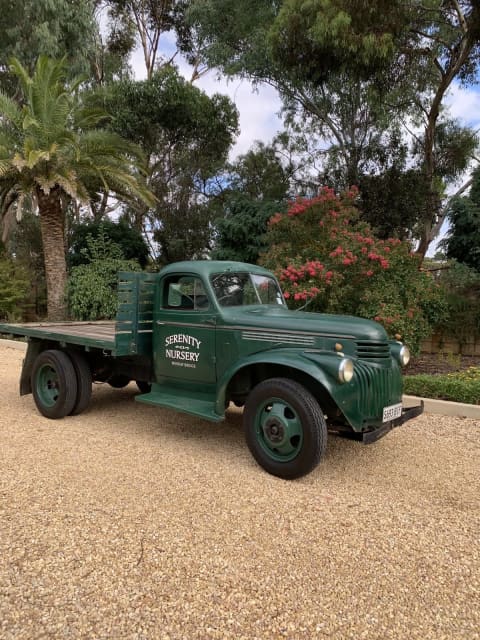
445, 83, 480, 129
195, 73, 283, 158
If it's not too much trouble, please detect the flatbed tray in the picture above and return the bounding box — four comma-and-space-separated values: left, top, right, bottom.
0, 321, 118, 352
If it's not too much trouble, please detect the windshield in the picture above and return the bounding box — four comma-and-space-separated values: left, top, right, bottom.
211, 272, 285, 307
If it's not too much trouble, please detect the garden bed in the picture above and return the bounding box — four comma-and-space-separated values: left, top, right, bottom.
405, 354, 480, 404
406, 352, 480, 376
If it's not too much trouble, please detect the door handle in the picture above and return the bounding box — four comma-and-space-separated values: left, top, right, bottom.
156, 321, 165, 325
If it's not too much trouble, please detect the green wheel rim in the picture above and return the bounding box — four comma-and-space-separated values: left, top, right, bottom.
36, 363, 61, 407
254, 396, 303, 462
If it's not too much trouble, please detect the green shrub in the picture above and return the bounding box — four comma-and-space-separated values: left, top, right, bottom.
67, 232, 141, 320
403, 367, 480, 404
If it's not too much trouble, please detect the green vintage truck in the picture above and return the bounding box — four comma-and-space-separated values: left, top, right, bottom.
0, 260, 422, 479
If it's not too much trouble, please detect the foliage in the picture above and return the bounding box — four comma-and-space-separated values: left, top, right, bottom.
261, 188, 447, 352
69, 219, 149, 268
213, 196, 286, 264
212, 142, 291, 263
403, 367, 480, 405
67, 232, 141, 320
95, 67, 238, 263
187, 0, 409, 83
226, 141, 291, 202
358, 166, 429, 240
0, 252, 29, 320
7, 212, 46, 319
268, 0, 412, 84
0, 0, 98, 90
444, 167, 480, 271
104, 0, 208, 81
0, 55, 154, 320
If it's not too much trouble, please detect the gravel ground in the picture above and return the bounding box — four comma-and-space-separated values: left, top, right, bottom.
0, 342, 479, 640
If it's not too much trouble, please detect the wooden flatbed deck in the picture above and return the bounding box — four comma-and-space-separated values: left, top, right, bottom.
0, 321, 119, 352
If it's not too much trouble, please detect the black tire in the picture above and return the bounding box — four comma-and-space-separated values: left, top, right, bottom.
108, 374, 130, 388
31, 350, 78, 419
68, 350, 92, 415
136, 380, 151, 394
244, 378, 327, 479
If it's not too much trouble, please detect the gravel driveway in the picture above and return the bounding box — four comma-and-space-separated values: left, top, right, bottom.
0, 341, 479, 640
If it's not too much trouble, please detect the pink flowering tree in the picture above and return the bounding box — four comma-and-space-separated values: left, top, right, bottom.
261, 187, 447, 352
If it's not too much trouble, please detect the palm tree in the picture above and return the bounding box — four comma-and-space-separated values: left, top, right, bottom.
0, 56, 154, 320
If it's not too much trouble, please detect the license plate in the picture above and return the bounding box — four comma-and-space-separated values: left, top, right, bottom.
382, 403, 403, 423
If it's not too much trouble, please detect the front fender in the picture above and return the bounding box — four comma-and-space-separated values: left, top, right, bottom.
216, 348, 346, 415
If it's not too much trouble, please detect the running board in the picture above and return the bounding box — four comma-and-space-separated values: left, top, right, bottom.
135, 386, 223, 423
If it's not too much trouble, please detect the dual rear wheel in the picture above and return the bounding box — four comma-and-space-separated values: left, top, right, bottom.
32, 349, 92, 419
31, 349, 150, 419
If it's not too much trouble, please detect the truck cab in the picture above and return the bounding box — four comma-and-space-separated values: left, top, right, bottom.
136, 261, 422, 478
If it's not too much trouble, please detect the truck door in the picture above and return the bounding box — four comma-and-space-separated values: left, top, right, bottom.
153, 273, 217, 384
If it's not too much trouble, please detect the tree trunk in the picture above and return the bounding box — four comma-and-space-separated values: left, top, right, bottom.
36, 186, 67, 321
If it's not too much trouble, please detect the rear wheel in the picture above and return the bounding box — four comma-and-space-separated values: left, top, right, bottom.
31, 350, 77, 419
244, 378, 327, 479
68, 350, 92, 415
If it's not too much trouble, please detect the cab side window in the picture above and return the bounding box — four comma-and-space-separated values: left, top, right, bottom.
162, 276, 210, 311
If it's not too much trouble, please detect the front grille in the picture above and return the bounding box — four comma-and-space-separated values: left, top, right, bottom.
354, 361, 401, 418
355, 340, 390, 360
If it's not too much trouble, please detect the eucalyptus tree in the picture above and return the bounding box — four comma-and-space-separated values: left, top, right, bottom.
103, 0, 209, 81
98, 66, 238, 264
0, 56, 154, 320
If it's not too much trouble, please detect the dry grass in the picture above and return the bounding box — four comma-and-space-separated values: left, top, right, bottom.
0, 342, 479, 639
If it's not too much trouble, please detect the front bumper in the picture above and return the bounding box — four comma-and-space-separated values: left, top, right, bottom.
362, 402, 424, 444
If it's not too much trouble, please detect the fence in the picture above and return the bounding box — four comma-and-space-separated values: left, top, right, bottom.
421, 332, 480, 356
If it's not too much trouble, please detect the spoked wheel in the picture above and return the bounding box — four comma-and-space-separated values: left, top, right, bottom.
244, 378, 327, 479
31, 350, 77, 419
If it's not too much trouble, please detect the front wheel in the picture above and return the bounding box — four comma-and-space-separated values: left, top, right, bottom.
243, 378, 327, 479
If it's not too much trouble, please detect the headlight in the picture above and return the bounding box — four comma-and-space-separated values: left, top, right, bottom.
399, 345, 410, 366
338, 358, 354, 383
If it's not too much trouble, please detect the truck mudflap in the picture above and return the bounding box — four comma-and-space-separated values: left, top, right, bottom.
362, 401, 424, 444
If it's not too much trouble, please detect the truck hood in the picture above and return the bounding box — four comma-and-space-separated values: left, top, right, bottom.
220, 305, 388, 343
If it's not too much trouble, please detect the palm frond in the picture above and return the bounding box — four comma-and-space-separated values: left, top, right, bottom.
11, 152, 27, 171
0, 91, 23, 129
74, 107, 111, 131
9, 58, 32, 96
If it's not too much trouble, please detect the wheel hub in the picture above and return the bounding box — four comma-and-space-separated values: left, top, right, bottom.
263, 416, 286, 445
